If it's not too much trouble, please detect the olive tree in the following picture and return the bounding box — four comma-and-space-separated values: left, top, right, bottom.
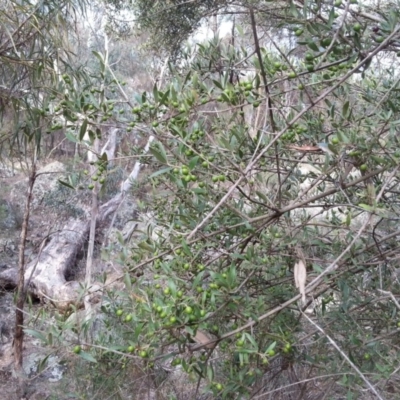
17, 0, 400, 399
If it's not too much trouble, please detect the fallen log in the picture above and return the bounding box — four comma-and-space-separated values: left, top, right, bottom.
1, 135, 154, 311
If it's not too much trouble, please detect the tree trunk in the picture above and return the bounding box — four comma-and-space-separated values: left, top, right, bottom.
14, 163, 36, 393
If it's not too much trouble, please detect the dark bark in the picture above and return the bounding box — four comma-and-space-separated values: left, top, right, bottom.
14, 164, 36, 383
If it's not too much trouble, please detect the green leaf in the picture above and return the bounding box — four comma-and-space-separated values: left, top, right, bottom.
24, 329, 47, 343
188, 156, 199, 170
265, 341, 277, 352
138, 241, 155, 252
79, 119, 88, 141
37, 354, 51, 373
212, 80, 223, 90
327, 143, 338, 155
150, 143, 168, 164
153, 83, 159, 102
149, 167, 172, 179
65, 131, 78, 143
342, 101, 350, 119
88, 130, 95, 144
79, 351, 97, 363
312, 264, 323, 273
307, 41, 320, 52
256, 191, 268, 203
244, 333, 258, 349
289, 0, 300, 17
58, 179, 75, 190
185, 326, 195, 336
337, 130, 349, 143
358, 203, 374, 212
206, 365, 214, 382
92, 51, 105, 73
124, 271, 132, 290
328, 7, 335, 28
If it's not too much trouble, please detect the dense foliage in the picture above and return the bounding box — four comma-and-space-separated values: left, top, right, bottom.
80, 2, 400, 398
3, 0, 400, 399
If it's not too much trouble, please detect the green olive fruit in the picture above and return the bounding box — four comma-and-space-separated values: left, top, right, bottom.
116, 309, 123, 317
127, 345, 135, 353
331, 137, 339, 144
353, 23, 362, 32
306, 64, 314, 72
359, 164, 368, 172
295, 29, 304, 37
139, 350, 148, 358
283, 343, 292, 352
305, 53, 314, 62
236, 339, 245, 347
73, 345, 81, 354
334, 0, 342, 6
124, 314, 132, 322
185, 306, 193, 314
209, 283, 218, 290
298, 83, 305, 90
321, 37, 332, 47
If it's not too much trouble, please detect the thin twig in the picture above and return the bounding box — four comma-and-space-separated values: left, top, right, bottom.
301, 312, 385, 400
